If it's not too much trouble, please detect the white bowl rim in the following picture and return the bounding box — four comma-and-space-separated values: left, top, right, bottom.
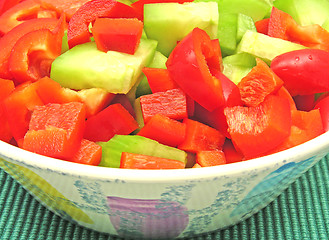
0, 130, 328, 183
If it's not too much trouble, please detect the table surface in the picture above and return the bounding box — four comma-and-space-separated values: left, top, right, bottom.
1, 155, 329, 240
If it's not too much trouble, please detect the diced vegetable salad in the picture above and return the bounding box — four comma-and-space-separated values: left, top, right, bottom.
0, 0, 329, 169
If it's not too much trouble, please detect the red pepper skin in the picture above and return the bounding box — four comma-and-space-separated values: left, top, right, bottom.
92, 17, 143, 54
196, 150, 226, 167
224, 95, 292, 159
120, 152, 185, 169
8, 15, 65, 84
222, 139, 244, 164
266, 109, 324, 154
271, 49, 329, 96
0, 18, 59, 80
0, 78, 15, 142
255, 18, 269, 35
268, 7, 329, 52
110, 94, 135, 118
139, 88, 188, 123
293, 94, 316, 112
192, 71, 242, 138
143, 68, 179, 93
0, 0, 21, 15
67, 0, 141, 49
0, 0, 59, 36
137, 114, 186, 147
84, 103, 138, 142
27, 102, 86, 158
178, 118, 226, 153
166, 28, 225, 112
70, 139, 102, 166
274, 86, 297, 111
314, 94, 329, 132
3, 82, 44, 144
238, 58, 284, 107
34, 77, 81, 104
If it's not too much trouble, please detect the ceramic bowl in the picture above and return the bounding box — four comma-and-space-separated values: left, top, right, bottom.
0, 130, 329, 239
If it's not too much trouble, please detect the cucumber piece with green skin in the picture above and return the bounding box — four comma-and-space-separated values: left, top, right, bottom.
98, 135, 187, 168
274, 0, 329, 28
237, 30, 307, 64
236, 14, 256, 43
135, 51, 168, 98
194, 0, 272, 22
144, 2, 218, 57
50, 39, 157, 94
222, 53, 256, 84
217, 13, 237, 56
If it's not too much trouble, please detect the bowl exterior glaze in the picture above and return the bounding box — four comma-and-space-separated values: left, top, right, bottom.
0, 132, 329, 239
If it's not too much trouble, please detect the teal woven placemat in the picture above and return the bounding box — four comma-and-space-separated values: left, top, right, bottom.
1, 156, 329, 240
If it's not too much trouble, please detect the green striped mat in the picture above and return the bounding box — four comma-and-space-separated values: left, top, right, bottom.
1, 155, 329, 239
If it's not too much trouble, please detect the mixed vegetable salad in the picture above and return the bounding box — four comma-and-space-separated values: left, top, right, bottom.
0, 0, 329, 169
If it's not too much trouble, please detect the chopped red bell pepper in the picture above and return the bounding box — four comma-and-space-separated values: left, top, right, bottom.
0, 0, 59, 36
255, 18, 269, 35
196, 150, 226, 167
222, 139, 244, 164
84, 103, 138, 142
3, 81, 44, 144
110, 94, 136, 118
271, 49, 329, 96
268, 7, 329, 52
137, 114, 186, 147
23, 126, 72, 159
34, 77, 81, 104
293, 94, 316, 112
266, 109, 324, 154
274, 86, 297, 111
27, 102, 86, 158
8, 14, 65, 84
314, 93, 329, 132
166, 28, 225, 111
0, 78, 15, 142
192, 71, 242, 138
0, 18, 60, 80
238, 58, 284, 107
139, 88, 188, 123
178, 118, 226, 153
192, 163, 202, 168
39, 0, 91, 21
120, 152, 185, 169
70, 139, 102, 166
0, 0, 21, 15
67, 0, 141, 49
142, 68, 179, 93
92, 17, 143, 54
224, 95, 292, 159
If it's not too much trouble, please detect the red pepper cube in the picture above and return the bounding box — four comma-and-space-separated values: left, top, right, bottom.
23, 126, 72, 159
84, 103, 138, 142
70, 139, 102, 166
178, 119, 226, 153
137, 114, 186, 147
139, 88, 188, 123
67, 0, 141, 49
3, 81, 44, 144
92, 17, 143, 54
238, 58, 284, 107
142, 67, 178, 93
224, 95, 292, 159
120, 152, 185, 169
222, 139, 244, 164
28, 102, 86, 157
196, 150, 226, 167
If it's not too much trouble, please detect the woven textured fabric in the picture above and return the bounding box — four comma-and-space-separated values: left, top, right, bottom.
1, 156, 329, 240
